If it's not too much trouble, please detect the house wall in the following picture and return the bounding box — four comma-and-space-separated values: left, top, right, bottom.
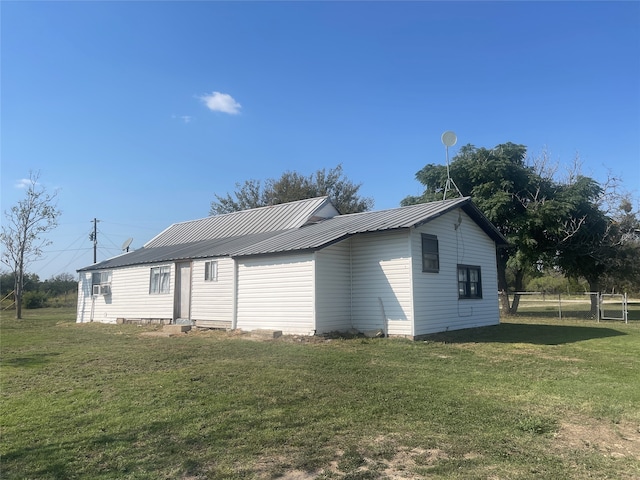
76, 263, 174, 324
350, 230, 413, 336
236, 253, 315, 335
411, 209, 500, 336
315, 240, 352, 333
190, 257, 234, 328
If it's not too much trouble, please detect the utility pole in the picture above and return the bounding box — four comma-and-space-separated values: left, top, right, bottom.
89, 218, 100, 263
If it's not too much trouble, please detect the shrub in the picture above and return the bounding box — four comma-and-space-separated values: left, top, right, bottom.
22, 291, 48, 309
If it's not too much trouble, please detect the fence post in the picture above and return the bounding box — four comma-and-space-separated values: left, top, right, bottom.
624, 293, 628, 324
558, 294, 562, 320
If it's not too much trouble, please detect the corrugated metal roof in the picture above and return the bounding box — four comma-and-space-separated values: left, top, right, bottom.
230, 196, 507, 257
78, 231, 286, 271
145, 196, 337, 248
79, 197, 507, 272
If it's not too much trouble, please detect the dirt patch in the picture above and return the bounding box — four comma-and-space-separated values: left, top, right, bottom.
139, 331, 175, 337
252, 442, 452, 479
554, 415, 640, 460
163, 327, 337, 344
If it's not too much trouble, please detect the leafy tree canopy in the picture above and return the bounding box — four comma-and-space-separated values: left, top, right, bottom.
210, 164, 374, 215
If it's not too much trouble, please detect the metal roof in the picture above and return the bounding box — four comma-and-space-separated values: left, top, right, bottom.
230, 196, 507, 257
145, 196, 337, 248
79, 197, 507, 272
78, 231, 286, 272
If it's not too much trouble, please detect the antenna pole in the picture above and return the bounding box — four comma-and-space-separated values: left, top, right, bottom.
89, 218, 100, 263
441, 131, 461, 200
444, 145, 451, 200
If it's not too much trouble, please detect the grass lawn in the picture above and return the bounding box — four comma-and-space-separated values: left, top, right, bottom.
1, 308, 639, 479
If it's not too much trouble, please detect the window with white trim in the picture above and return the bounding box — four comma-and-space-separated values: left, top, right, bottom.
204, 261, 218, 282
422, 234, 439, 272
149, 266, 171, 294
458, 265, 482, 299
91, 271, 112, 295
92, 271, 112, 286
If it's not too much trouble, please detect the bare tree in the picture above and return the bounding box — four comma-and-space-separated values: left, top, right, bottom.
1, 171, 60, 318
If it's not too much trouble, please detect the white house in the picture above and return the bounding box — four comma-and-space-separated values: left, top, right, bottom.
76, 196, 507, 339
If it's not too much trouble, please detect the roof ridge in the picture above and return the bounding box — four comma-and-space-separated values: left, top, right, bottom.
336, 196, 470, 218
171, 196, 331, 227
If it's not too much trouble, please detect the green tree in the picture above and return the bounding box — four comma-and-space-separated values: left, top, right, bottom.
0, 171, 60, 319
210, 164, 374, 215
607, 197, 640, 294
554, 182, 640, 311
0, 271, 15, 297
41, 273, 77, 297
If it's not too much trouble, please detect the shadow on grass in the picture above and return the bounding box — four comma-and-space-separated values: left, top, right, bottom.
1, 420, 177, 480
2, 352, 61, 368
425, 323, 626, 345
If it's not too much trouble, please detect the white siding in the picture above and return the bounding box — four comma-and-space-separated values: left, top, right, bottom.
190, 257, 235, 328
411, 209, 500, 335
76, 264, 174, 324
76, 272, 93, 323
315, 240, 352, 333
236, 253, 315, 335
351, 231, 413, 336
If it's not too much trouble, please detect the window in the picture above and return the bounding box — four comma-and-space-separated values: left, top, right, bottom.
458, 265, 482, 299
92, 271, 112, 286
421, 234, 439, 272
91, 271, 112, 296
150, 266, 171, 294
204, 261, 218, 282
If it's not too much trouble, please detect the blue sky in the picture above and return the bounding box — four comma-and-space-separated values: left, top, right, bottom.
2, 1, 639, 280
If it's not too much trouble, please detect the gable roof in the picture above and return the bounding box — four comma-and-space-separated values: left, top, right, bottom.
145, 196, 338, 248
78, 197, 506, 272
230, 196, 506, 257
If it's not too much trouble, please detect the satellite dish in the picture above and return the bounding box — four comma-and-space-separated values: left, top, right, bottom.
441, 131, 457, 147
121, 238, 133, 252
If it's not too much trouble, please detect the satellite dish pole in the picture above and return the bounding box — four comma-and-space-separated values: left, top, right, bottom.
441, 131, 461, 200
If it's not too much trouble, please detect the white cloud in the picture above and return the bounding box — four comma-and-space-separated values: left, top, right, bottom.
172, 114, 193, 123
15, 178, 33, 189
199, 91, 242, 115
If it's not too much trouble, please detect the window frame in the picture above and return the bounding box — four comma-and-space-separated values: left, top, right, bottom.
421, 234, 439, 273
204, 260, 218, 282
92, 271, 112, 286
458, 265, 482, 299
149, 265, 171, 294
91, 271, 112, 296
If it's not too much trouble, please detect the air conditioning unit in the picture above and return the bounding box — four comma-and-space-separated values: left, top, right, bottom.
92, 284, 111, 295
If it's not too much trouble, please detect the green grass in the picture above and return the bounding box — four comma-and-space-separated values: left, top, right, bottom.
2, 308, 639, 479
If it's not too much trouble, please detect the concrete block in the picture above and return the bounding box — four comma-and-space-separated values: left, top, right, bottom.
251, 329, 283, 339
163, 324, 191, 334
364, 329, 384, 338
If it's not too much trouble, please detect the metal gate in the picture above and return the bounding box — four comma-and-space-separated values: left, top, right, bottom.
599, 293, 628, 323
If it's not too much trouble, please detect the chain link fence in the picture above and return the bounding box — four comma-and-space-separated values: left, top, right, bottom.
500, 292, 630, 322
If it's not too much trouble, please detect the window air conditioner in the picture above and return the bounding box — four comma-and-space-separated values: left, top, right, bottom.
100, 284, 111, 295
92, 284, 101, 296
